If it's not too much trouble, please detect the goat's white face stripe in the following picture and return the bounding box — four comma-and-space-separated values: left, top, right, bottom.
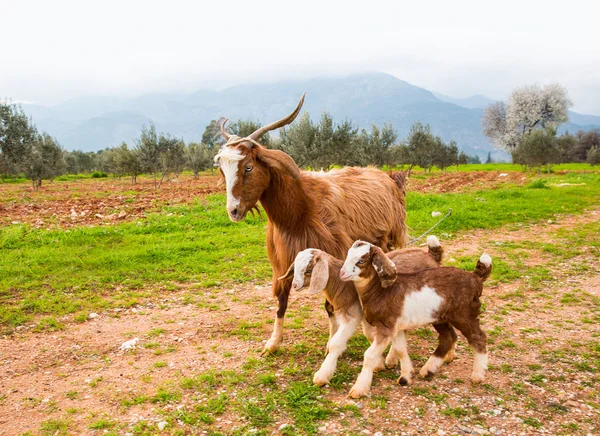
215, 146, 244, 211
293, 249, 314, 290
341, 242, 371, 279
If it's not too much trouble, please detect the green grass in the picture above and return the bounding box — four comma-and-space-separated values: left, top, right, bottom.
1, 173, 599, 328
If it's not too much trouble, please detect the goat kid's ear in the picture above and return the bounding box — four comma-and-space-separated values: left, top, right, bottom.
371, 247, 397, 288
216, 176, 225, 187
277, 262, 295, 281
307, 258, 328, 295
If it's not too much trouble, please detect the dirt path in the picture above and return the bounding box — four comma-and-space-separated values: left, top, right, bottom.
1, 210, 599, 435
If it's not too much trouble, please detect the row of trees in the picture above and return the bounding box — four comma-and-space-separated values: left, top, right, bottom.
276, 113, 471, 172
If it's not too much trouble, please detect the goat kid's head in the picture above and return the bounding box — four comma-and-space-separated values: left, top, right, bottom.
340, 241, 397, 288
214, 93, 306, 222
278, 249, 329, 295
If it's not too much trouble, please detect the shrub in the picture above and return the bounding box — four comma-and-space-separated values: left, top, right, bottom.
91, 171, 108, 178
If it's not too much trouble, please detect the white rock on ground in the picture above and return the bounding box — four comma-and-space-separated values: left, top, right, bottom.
88, 313, 98, 319
431, 211, 442, 217
119, 338, 139, 351
157, 421, 167, 431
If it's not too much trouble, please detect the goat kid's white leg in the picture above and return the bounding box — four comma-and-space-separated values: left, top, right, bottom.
262, 317, 284, 355
349, 337, 391, 399
326, 315, 340, 354
386, 330, 413, 385
471, 352, 488, 383
313, 315, 360, 387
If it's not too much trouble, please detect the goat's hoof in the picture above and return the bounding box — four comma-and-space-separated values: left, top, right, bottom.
261, 340, 281, 356
313, 376, 329, 387
419, 368, 435, 379
385, 357, 398, 369
373, 363, 386, 373
348, 385, 368, 399
397, 376, 411, 386
444, 351, 456, 363
471, 373, 485, 384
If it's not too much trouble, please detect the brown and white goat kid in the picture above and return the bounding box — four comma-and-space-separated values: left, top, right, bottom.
215, 93, 408, 355
340, 241, 492, 399
279, 236, 444, 386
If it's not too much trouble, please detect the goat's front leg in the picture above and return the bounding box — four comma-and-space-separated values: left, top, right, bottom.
349, 335, 391, 398
314, 313, 361, 386
385, 330, 413, 385
262, 284, 290, 355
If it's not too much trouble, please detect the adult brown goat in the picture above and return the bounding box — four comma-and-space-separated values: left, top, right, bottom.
214, 93, 408, 355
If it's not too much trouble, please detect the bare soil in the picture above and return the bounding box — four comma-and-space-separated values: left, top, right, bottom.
0, 171, 531, 229
1, 208, 598, 435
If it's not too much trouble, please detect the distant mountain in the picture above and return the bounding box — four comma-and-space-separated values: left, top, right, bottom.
433, 92, 497, 109
19, 73, 600, 161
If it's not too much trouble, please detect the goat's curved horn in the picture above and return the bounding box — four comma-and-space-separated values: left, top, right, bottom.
249, 92, 306, 141
220, 118, 231, 140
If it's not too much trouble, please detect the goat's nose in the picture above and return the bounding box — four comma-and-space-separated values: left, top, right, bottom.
230, 208, 238, 217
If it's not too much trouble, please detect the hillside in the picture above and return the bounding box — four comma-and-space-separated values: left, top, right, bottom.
21, 73, 600, 161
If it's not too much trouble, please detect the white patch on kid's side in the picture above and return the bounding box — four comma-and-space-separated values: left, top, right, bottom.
341, 241, 371, 279
397, 286, 443, 329
215, 146, 244, 211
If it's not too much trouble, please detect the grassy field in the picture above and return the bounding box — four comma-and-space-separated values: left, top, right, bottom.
0, 169, 599, 435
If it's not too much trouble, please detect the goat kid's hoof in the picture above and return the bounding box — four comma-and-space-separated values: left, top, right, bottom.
471, 373, 486, 384
348, 385, 369, 399
419, 368, 435, 379
444, 350, 456, 363
313, 370, 333, 387
397, 376, 411, 386
384, 356, 399, 369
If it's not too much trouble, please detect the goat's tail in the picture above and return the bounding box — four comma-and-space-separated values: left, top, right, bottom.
426, 235, 444, 265
475, 253, 492, 281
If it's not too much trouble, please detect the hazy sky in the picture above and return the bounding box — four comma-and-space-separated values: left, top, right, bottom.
3, 0, 600, 114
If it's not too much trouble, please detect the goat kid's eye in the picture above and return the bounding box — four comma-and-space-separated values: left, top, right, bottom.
357, 260, 366, 265
245, 165, 253, 172
306, 269, 313, 274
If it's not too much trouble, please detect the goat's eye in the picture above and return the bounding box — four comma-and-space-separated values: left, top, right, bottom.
245, 165, 253, 172
306, 269, 313, 274
357, 260, 365, 265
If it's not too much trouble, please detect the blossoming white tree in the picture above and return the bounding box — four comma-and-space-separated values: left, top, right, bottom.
482, 83, 572, 152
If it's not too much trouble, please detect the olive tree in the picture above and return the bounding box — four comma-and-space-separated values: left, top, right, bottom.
0, 101, 38, 180
23, 133, 65, 190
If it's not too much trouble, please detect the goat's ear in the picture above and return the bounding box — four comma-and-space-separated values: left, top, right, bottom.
371, 247, 397, 288
278, 262, 295, 281
216, 176, 225, 187
307, 257, 328, 295
255, 148, 299, 174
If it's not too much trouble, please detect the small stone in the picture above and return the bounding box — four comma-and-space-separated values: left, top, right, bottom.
438, 430, 447, 436
565, 400, 579, 408
452, 387, 460, 393
499, 173, 508, 177
432, 211, 442, 217
119, 338, 139, 351
374, 432, 383, 436
279, 423, 291, 431
84, 378, 92, 384
547, 220, 553, 224
361, 430, 370, 435
118, 210, 127, 219
157, 421, 167, 431
356, 402, 364, 409
95, 213, 104, 219
88, 313, 98, 319
318, 426, 327, 432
